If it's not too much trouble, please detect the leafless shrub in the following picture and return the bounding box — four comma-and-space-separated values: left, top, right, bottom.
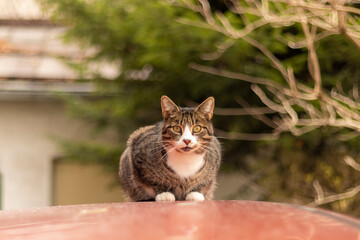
173, 0, 360, 206
174, 0, 360, 140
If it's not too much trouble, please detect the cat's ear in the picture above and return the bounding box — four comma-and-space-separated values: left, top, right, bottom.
195, 97, 215, 120
161, 95, 180, 119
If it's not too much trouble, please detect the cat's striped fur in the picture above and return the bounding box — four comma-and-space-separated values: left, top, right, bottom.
119, 96, 221, 201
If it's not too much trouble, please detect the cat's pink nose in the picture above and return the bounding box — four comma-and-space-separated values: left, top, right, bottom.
183, 139, 191, 145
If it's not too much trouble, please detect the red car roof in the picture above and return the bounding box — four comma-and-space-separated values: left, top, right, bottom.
0, 201, 359, 240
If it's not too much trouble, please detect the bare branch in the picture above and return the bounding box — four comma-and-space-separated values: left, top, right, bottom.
251, 84, 286, 113
235, 96, 279, 128
243, 36, 290, 83
189, 63, 286, 90
337, 132, 360, 141
344, 155, 360, 172
287, 66, 297, 96
200, 39, 237, 60
352, 84, 359, 102
330, 89, 360, 110
313, 179, 325, 204
308, 185, 360, 207
298, 8, 322, 95
286, 31, 336, 49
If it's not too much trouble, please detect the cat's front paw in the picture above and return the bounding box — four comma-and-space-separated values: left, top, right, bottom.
185, 192, 205, 201
155, 192, 176, 202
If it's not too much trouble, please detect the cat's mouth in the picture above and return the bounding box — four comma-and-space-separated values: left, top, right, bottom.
180, 146, 193, 152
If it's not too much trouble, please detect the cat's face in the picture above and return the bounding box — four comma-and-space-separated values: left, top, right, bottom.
160, 96, 215, 154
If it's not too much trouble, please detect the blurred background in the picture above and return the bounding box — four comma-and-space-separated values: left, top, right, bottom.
0, 0, 360, 217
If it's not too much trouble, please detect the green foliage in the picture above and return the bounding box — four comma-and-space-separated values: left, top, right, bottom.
41, 0, 360, 216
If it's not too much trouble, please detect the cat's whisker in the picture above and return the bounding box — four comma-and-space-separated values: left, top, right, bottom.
198, 145, 218, 159
159, 146, 177, 162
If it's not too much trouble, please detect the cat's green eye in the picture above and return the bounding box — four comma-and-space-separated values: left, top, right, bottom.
193, 125, 202, 133
173, 125, 182, 133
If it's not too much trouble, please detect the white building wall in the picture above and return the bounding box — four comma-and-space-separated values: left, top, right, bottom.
0, 0, 120, 209
0, 98, 114, 210
1, 152, 52, 209
0, 0, 46, 20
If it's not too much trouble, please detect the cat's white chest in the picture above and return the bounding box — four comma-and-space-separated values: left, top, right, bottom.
166, 151, 204, 178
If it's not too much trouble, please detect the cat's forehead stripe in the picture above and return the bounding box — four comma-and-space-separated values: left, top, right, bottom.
180, 110, 195, 125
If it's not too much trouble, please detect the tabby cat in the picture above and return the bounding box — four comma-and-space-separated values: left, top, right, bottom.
119, 96, 221, 201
